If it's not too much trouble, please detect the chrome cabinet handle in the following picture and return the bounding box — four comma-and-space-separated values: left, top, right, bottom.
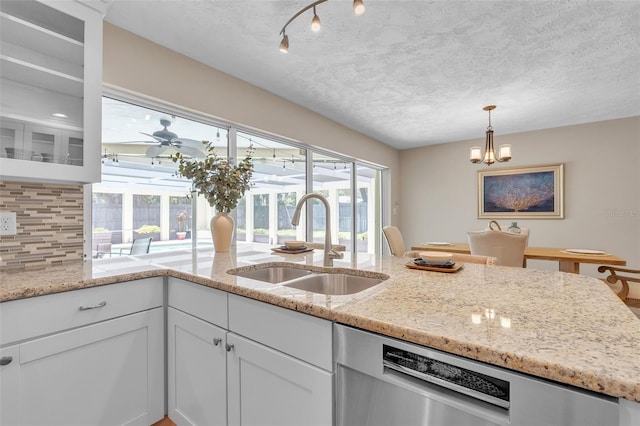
213, 338, 222, 346
79, 301, 107, 311
0, 356, 13, 366
225, 343, 234, 352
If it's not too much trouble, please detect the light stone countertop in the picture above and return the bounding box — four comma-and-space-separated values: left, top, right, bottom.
1, 244, 639, 403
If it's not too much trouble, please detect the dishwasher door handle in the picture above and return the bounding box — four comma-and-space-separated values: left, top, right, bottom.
383, 361, 510, 409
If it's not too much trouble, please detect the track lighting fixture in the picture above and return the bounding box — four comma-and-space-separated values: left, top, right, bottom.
279, 0, 365, 52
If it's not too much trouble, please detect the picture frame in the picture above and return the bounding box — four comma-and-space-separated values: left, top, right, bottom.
478, 164, 564, 219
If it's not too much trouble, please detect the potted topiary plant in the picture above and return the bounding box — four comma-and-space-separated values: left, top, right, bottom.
176, 209, 189, 240
171, 141, 254, 252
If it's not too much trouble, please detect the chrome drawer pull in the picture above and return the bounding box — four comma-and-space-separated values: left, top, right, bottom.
225, 343, 234, 352
213, 338, 222, 346
0, 356, 13, 366
79, 301, 107, 311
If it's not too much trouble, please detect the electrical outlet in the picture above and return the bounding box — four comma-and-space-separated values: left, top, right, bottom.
0, 211, 17, 236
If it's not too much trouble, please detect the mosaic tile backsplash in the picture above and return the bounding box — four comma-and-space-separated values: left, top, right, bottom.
0, 181, 84, 269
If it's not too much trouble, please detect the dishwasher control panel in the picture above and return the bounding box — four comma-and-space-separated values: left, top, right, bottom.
383, 345, 510, 409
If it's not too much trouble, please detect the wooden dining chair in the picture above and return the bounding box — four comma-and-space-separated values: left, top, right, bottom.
598, 265, 640, 308
467, 231, 528, 267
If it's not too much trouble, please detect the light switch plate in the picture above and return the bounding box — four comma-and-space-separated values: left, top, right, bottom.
0, 211, 17, 236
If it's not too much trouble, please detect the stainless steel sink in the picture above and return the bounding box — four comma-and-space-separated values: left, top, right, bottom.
231, 266, 313, 283
284, 273, 386, 295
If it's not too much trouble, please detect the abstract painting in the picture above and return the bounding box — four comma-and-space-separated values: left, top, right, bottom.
478, 164, 564, 219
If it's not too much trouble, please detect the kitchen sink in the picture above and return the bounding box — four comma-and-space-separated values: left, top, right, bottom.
284, 273, 386, 295
230, 266, 313, 283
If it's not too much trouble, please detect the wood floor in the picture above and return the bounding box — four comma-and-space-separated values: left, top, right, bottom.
152, 415, 176, 426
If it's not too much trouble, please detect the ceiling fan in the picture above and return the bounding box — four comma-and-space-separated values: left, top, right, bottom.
140, 118, 205, 158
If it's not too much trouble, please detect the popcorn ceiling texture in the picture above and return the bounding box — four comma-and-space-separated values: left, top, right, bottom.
0, 181, 83, 269
104, 1, 640, 149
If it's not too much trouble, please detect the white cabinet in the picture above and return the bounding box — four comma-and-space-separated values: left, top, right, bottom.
0, 345, 19, 426
227, 294, 334, 426
0, 278, 164, 426
167, 278, 229, 426
0, 0, 103, 183
168, 307, 227, 426
167, 279, 335, 426
226, 332, 333, 426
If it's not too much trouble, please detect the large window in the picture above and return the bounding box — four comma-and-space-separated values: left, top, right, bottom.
94, 95, 384, 256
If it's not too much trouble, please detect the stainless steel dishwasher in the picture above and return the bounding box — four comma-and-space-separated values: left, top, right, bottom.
335, 325, 620, 426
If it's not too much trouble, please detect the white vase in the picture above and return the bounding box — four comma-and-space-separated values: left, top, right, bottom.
210, 212, 234, 252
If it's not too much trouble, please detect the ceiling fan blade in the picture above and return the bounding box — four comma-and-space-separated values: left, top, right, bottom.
146, 145, 169, 158
140, 131, 168, 143
174, 137, 204, 147
117, 140, 159, 144
175, 145, 205, 158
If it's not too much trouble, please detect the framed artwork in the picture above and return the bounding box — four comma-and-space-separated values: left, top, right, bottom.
478, 164, 564, 219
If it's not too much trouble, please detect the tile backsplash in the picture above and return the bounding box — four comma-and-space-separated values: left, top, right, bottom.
0, 181, 83, 270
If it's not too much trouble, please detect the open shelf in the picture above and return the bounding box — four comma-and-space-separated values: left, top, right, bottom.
0, 56, 83, 98
0, 12, 83, 65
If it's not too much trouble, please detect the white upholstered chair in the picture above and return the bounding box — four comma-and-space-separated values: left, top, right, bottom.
383, 226, 416, 257
467, 231, 528, 267
486, 221, 530, 245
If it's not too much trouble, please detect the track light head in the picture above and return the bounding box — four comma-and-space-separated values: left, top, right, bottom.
279, 34, 289, 53
353, 0, 365, 16
311, 6, 321, 32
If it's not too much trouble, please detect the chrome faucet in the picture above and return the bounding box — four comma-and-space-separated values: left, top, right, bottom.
291, 193, 344, 267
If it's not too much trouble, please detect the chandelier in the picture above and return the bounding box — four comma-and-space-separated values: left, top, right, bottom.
279, 0, 366, 53
470, 105, 511, 166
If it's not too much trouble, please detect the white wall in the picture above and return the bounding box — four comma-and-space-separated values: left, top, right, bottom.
102, 23, 402, 229
399, 117, 640, 277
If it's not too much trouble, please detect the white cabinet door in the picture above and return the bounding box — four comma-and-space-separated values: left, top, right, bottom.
16, 307, 164, 426
0, 0, 102, 183
226, 333, 333, 426
23, 124, 62, 163
168, 307, 227, 426
0, 119, 24, 159
0, 345, 20, 426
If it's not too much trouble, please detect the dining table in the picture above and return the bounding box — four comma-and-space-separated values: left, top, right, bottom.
410, 243, 626, 274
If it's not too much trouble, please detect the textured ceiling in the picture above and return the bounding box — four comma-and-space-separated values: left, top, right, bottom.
104, 0, 640, 150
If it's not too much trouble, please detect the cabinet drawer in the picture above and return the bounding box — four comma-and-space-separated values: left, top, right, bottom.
168, 278, 228, 328
228, 294, 333, 371
0, 277, 163, 345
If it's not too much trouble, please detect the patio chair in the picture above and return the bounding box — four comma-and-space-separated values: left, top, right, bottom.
119, 237, 152, 255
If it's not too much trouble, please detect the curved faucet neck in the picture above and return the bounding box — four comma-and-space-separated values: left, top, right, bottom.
291, 192, 338, 266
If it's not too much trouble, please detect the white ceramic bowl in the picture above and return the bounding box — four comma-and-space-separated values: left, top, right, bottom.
419, 251, 453, 264
284, 240, 306, 249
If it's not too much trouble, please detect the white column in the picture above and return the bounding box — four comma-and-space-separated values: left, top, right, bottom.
328, 186, 339, 245
245, 193, 254, 242
295, 189, 306, 241
122, 192, 133, 243
269, 192, 278, 245
160, 194, 169, 241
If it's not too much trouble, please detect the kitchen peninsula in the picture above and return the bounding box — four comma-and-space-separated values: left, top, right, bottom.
1, 246, 639, 425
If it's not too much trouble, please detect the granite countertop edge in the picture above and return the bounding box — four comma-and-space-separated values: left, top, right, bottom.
1, 260, 638, 403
